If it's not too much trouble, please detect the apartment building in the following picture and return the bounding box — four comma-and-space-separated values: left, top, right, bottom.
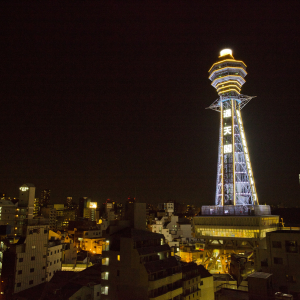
47, 238, 62, 281
101, 227, 183, 300
1, 224, 48, 295
259, 230, 300, 297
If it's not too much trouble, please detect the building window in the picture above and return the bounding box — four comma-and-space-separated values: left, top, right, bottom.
32, 246, 36, 249
285, 241, 298, 253
43, 266, 45, 269
18, 270, 22, 275
102, 258, 109, 266
17, 283, 21, 287
274, 257, 283, 264
29, 280, 33, 285
43, 255, 46, 258
31, 256, 35, 261
200, 280, 203, 286
261, 260, 268, 267
30, 268, 34, 273
44, 229, 47, 234
101, 286, 109, 295
286, 275, 296, 283
41, 278, 45, 281
272, 241, 282, 248
19, 258, 23, 262
101, 272, 109, 280
117, 255, 120, 261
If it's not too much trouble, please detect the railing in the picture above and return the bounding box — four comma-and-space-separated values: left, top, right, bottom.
149, 280, 182, 298
215, 283, 248, 292
148, 272, 182, 289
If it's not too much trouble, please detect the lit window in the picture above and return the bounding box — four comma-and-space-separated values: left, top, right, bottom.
101, 286, 109, 295
117, 255, 120, 261
101, 272, 109, 280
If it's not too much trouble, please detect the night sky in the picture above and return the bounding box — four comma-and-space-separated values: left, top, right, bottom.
0, 3, 299, 206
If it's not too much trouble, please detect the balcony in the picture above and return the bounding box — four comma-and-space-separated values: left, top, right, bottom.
149, 272, 182, 289
149, 287, 183, 300
181, 290, 201, 300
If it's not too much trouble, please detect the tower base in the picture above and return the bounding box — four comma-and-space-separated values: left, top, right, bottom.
201, 205, 271, 216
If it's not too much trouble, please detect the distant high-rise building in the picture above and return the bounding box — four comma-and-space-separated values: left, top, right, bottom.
33, 198, 40, 217
66, 197, 73, 208
1, 223, 49, 294
18, 183, 35, 220
78, 197, 90, 218
40, 189, 51, 209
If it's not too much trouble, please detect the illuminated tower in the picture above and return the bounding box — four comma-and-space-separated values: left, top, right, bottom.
207, 49, 258, 206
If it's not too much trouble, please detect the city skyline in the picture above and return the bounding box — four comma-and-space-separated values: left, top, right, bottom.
0, 3, 299, 206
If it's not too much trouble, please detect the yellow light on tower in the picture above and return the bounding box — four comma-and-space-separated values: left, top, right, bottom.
220, 48, 232, 57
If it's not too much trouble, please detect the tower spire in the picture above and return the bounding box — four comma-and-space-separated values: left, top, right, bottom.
207, 49, 258, 206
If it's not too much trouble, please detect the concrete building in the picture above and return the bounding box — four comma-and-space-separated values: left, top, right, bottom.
181, 262, 214, 300
53, 204, 64, 217
13, 264, 102, 300
78, 197, 90, 218
0, 199, 16, 235
40, 189, 50, 210
83, 201, 98, 221
47, 235, 62, 282
17, 184, 36, 231
193, 214, 279, 273
259, 230, 300, 297
101, 228, 183, 300
33, 198, 40, 217
180, 245, 204, 264
1, 222, 48, 296
80, 237, 104, 254
61, 234, 77, 265
63, 208, 77, 228
41, 207, 57, 229
164, 202, 174, 216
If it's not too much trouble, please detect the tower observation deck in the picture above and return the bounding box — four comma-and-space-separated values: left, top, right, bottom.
207, 49, 258, 209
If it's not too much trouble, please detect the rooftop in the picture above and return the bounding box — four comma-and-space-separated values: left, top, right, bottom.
144, 256, 179, 273
138, 244, 170, 256
270, 229, 300, 234
198, 265, 212, 278
248, 272, 272, 279
111, 227, 164, 241
215, 288, 249, 300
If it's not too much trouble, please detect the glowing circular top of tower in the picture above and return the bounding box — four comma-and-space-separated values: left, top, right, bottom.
209, 49, 247, 96
220, 49, 232, 57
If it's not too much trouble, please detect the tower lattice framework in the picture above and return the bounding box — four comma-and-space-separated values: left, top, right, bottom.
207, 49, 258, 206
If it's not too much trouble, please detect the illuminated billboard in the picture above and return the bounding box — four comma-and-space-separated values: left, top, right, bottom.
89, 202, 97, 209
